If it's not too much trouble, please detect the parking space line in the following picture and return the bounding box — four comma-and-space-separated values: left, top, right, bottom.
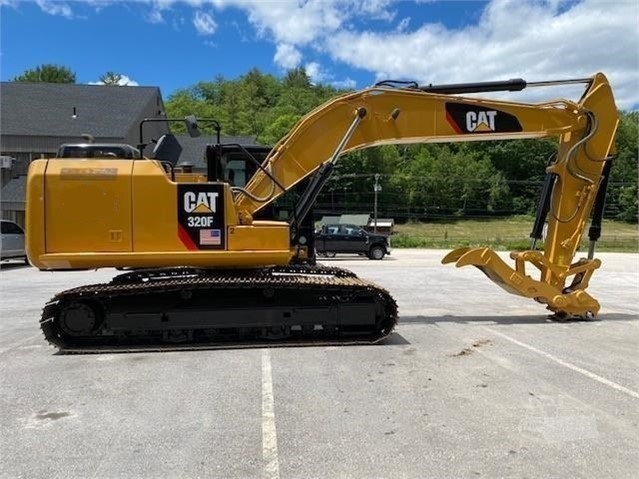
485, 327, 639, 400
262, 348, 280, 479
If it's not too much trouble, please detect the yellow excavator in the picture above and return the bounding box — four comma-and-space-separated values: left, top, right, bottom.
26, 72, 618, 352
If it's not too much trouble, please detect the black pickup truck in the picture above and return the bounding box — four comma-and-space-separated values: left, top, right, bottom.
314, 224, 391, 260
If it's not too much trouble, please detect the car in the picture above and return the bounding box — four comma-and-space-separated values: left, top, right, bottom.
315, 223, 391, 260
1, 219, 28, 264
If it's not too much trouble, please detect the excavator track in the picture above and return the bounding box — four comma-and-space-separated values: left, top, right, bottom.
40, 265, 398, 354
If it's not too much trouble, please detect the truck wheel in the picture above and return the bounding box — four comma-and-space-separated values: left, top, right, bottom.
324, 252, 336, 258
368, 245, 385, 260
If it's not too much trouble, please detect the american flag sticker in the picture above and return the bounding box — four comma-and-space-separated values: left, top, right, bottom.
200, 229, 222, 246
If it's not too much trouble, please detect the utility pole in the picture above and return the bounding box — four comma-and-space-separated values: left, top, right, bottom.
373, 174, 381, 233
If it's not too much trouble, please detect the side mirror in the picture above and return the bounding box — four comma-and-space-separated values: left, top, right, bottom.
185, 115, 201, 138
153, 133, 183, 165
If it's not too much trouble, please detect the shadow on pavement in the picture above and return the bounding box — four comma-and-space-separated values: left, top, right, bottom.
398, 313, 637, 325
0, 262, 31, 271
47, 332, 412, 356
379, 333, 410, 345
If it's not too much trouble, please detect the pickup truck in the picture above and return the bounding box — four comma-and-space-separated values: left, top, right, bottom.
314, 224, 391, 260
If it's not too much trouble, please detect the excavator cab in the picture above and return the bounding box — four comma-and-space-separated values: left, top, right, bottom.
204, 142, 317, 261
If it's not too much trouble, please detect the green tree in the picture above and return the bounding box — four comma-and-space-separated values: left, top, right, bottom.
609, 111, 638, 222
283, 67, 311, 89
164, 88, 219, 134
165, 68, 340, 141
323, 146, 402, 211
260, 113, 300, 145
13, 64, 76, 83
99, 71, 125, 85
388, 145, 510, 217
237, 68, 281, 138
462, 139, 556, 215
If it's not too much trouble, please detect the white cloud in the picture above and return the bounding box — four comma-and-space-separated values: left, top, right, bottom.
396, 17, 410, 33
305, 62, 328, 84
146, 9, 164, 24
116, 75, 139, 86
358, 0, 396, 21
193, 11, 217, 35
274, 43, 301, 69
324, 0, 639, 108
89, 74, 140, 86
210, 0, 396, 45
245, 1, 343, 45
305, 61, 355, 90
331, 78, 357, 90
35, 0, 73, 18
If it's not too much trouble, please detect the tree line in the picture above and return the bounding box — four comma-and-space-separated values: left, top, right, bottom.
11, 64, 639, 222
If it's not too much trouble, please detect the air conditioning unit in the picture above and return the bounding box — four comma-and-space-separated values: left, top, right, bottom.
0, 156, 14, 169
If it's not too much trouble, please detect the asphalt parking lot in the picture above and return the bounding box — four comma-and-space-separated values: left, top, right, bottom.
1, 249, 637, 479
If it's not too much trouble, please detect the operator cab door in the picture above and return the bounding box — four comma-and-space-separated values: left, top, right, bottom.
340, 224, 368, 253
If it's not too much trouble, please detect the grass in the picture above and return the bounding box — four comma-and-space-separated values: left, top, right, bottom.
391, 216, 639, 252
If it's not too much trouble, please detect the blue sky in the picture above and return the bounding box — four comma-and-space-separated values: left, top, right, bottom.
1, 0, 638, 108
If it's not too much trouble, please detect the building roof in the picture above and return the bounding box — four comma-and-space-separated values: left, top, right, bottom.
319, 215, 341, 225
0, 82, 163, 138
0, 175, 26, 203
339, 214, 371, 225
175, 134, 261, 168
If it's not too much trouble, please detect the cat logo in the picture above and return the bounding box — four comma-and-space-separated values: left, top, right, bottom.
183, 191, 219, 214
445, 103, 522, 134
466, 111, 497, 132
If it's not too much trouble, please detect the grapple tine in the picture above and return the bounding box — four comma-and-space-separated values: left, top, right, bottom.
452, 247, 495, 268
443, 247, 525, 295
441, 247, 473, 265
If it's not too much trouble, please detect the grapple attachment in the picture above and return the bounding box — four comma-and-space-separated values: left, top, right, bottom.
442, 247, 601, 318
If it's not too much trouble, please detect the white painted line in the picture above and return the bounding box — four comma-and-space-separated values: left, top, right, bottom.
485, 328, 639, 400
262, 348, 280, 479
0, 334, 41, 354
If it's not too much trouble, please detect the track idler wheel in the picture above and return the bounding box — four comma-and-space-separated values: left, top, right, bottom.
57, 302, 101, 337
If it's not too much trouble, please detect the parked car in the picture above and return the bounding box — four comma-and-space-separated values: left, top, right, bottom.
315, 223, 391, 260
0, 220, 28, 263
